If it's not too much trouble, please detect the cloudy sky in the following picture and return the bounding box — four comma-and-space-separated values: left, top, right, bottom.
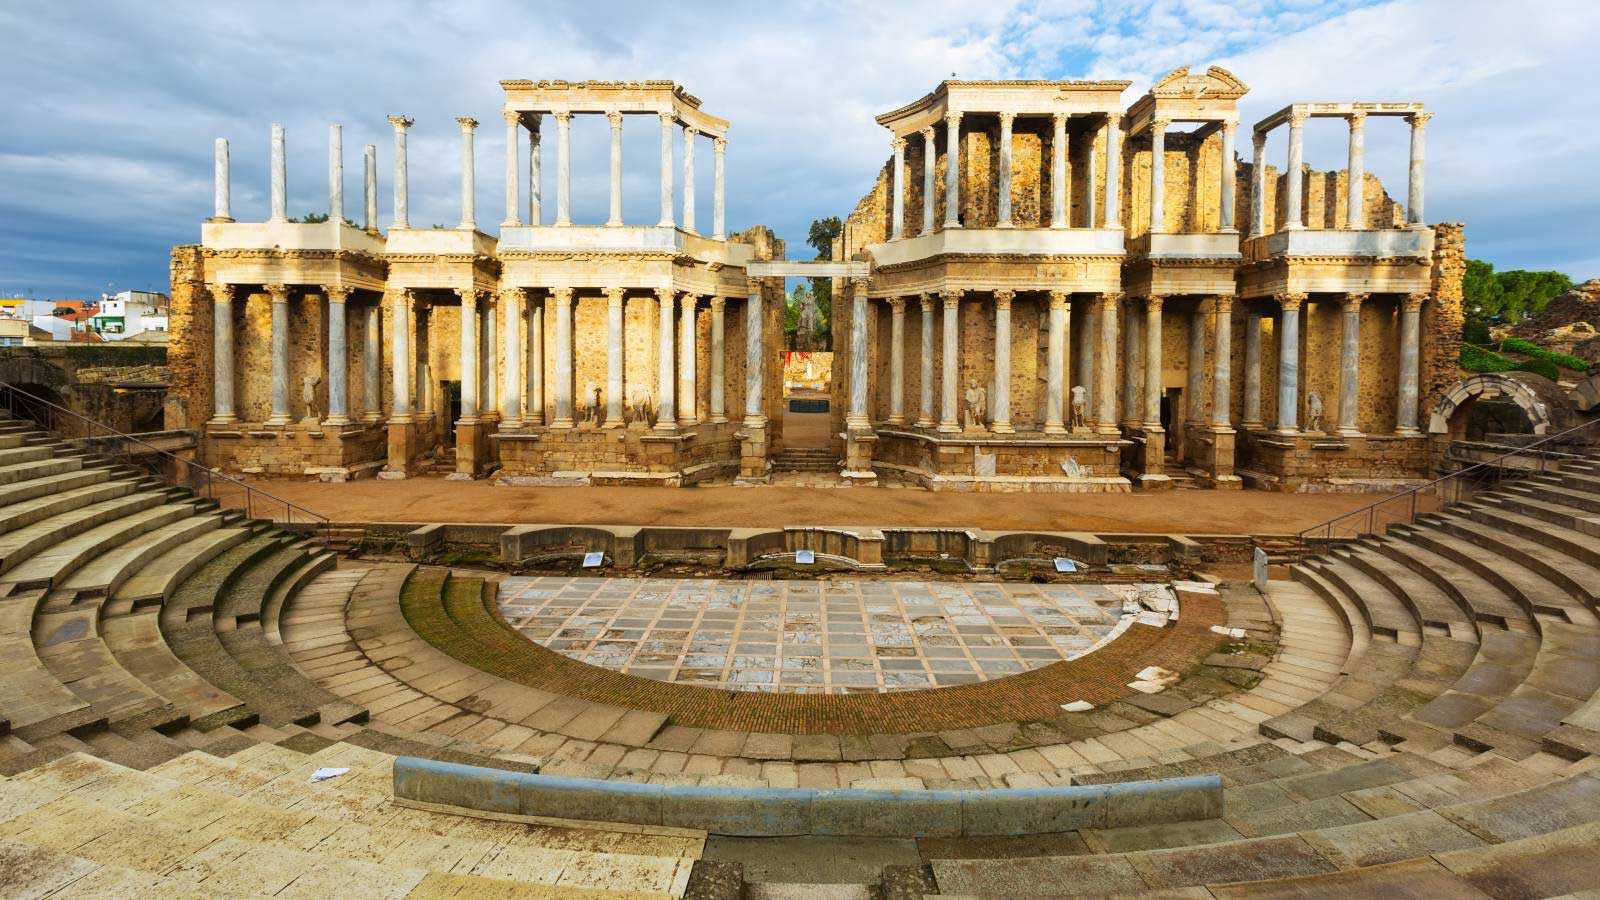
3, 0, 1597, 299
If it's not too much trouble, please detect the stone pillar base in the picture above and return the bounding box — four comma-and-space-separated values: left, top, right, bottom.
454, 419, 497, 479
737, 422, 771, 483
1124, 425, 1165, 483
1198, 427, 1239, 487
386, 420, 419, 477
842, 429, 878, 482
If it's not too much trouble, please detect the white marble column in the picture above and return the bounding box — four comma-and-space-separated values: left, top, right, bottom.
917, 293, 936, 428
939, 290, 961, 432
1105, 113, 1123, 228
208, 284, 236, 422
324, 286, 350, 425
1073, 301, 1093, 409
1044, 291, 1067, 433
890, 137, 907, 240
920, 127, 936, 235
847, 281, 870, 429
1149, 118, 1169, 233
606, 111, 623, 227
713, 137, 727, 241
1143, 296, 1163, 429
482, 295, 497, 415
266, 283, 291, 424
1407, 112, 1430, 227
1187, 305, 1206, 424
527, 296, 544, 425
744, 284, 765, 426
990, 291, 1014, 432
547, 288, 573, 427
269, 124, 287, 222
1212, 296, 1234, 429
527, 114, 542, 225
1249, 130, 1267, 237
658, 114, 675, 228
363, 303, 381, 422
390, 289, 412, 422
679, 293, 699, 425
997, 113, 1015, 228
709, 297, 727, 423
682, 127, 698, 235
1242, 308, 1263, 428
1345, 112, 1366, 229
1050, 113, 1068, 228
943, 113, 962, 229
363, 143, 377, 231
452, 117, 476, 230
388, 116, 412, 228
1397, 293, 1425, 435
604, 287, 625, 427
328, 124, 343, 224
554, 112, 572, 226
1083, 122, 1098, 227
1096, 293, 1120, 434
1122, 299, 1141, 427
212, 139, 232, 221
1284, 114, 1305, 230
655, 289, 677, 429
1275, 293, 1304, 433
888, 296, 907, 425
501, 288, 524, 429
1337, 293, 1365, 435
1220, 122, 1237, 231
416, 306, 431, 416
503, 111, 521, 228
457, 289, 480, 422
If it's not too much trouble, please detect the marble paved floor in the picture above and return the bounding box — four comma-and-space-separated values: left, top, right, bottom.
496, 577, 1167, 694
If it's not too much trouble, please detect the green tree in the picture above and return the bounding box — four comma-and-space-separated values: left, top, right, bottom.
1461, 258, 1573, 343
804, 216, 844, 340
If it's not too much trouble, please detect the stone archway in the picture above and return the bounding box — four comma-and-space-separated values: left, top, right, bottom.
1430, 372, 1565, 437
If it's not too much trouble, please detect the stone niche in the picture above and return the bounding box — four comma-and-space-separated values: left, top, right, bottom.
873, 430, 1130, 492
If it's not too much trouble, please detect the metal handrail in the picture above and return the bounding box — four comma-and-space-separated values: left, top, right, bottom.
1297, 418, 1600, 544
0, 381, 329, 543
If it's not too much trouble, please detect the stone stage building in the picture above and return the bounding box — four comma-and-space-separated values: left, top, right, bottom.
169, 68, 1463, 492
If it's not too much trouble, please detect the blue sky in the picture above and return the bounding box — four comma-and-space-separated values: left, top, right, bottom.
3, 0, 1597, 299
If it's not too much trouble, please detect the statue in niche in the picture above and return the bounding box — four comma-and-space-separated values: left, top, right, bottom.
1069, 384, 1089, 432
963, 379, 988, 431
1306, 391, 1324, 433
626, 385, 654, 429
579, 382, 602, 426
301, 374, 321, 423
797, 291, 821, 349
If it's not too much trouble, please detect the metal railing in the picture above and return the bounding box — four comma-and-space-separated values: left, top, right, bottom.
0, 382, 329, 543
1298, 418, 1600, 545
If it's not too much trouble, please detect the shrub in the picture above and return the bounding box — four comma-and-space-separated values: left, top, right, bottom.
1460, 344, 1517, 373
1498, 337, 1591, 372
1512, 358, 1561, 380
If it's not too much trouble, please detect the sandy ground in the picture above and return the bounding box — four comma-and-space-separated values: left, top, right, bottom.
781, 409, 832, 448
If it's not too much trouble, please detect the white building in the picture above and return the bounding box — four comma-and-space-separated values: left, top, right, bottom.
93, 290, 170, 340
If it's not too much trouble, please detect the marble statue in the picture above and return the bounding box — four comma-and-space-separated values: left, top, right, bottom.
302, 374, 321, 422
1069, 384, 1089, 431
1307, 391, 1324, 433
963, 379, 987, 431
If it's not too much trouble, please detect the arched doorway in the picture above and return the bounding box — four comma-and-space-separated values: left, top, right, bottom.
1430, 372, 1564, 441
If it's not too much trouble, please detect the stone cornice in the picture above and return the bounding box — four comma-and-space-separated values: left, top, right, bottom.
495, 250, 676, 262
872, 252, 1126, 275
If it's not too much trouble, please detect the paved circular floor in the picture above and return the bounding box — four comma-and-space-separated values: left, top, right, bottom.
496, 576, 1176, 694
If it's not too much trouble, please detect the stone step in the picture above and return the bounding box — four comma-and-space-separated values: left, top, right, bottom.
110, 526, 252, 610
1, 502, 200, 594
55, 515, 223, 600
0, 478, 136, 537
0, 466, 111, 512
0, 490, 167, 577
0, 445, 52, 468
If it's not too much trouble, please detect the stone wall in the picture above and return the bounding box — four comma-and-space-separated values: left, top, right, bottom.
166, 245, 211, 431
1425, 222, 1466, 420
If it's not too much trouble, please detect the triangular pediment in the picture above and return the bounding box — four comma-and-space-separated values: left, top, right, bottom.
1150, 65, 1249, 99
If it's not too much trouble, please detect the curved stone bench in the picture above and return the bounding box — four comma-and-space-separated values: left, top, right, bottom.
393, 755, 1221, 837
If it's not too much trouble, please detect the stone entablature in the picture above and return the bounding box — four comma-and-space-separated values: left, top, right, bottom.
499, 80, 727, 137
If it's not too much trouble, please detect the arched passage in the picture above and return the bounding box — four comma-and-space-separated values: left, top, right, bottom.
1430, 372, 1565, 440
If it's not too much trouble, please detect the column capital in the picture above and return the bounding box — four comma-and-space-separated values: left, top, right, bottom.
1347, 110, 1367, 128
998, 111, 1015, 128
552, 110, 572, 125
387, 115, 413, 131
1407, 111, 1432, 128
1051, 111, 1067, 128
499, 286, 524, 304
1048, 289, 1069, 311
653, 286, 672, 303
849, 276, 871, 294
604, 286, 625, 306
1096, 291, 1123, 310
1403, 292, 1428, 312
941, 289, 962, 308
710, 295, 727, 312
1276, 292, 1307, 311
1287, 112, 1307, 128
1144, 294, 1164, 313
945, 111, 961, 126
325, 285, 350, 304
919, 292, 936, 312
1212, 293, 1235, 313
683, 124, 699, 139
456, 116, 478, 132
680, 290, 700, 306
919, 125, 935, 141
1221, 119, 1238, 136
1151, 117, 1171, 133
713, 135, 726, 150
1342, 292, 1369, 312
265, 283, 290, 302
890, 136, 907, 152
207, 282, 233, 303
455, 287, 479, 307
552, 286, 574, 304
1252, 129, 1267, 150
606, 109, 623, 129
888, 295, 906, 313
992, 289, 1014, 309
502, 109, 521, 127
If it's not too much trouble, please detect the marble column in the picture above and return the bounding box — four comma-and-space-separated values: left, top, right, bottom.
1220, 122, 1237, 231
1044, 291, 1068, 433
1121, 299, 1141, 427
679, 293, 699, 425
1242, 308, 1263, 428
416, 306, 432, 416
327, 124, 343, 224
606, 111, 623, 227
554, 112, 572, 226
390, 289, 412, 422
997, 113, 1015, 228
943, 113, 962, 229
1284, 114, 1305, 230
324, 286, 350, 425
682, 127, 697, 235
1149, 118, 1169, 233
990, 291, 1014, 432
1249, 130, 1266, 237
1212, 296, 1234, 429
266, 283, 291, 424
482, 295, 497, 415
389, 116, 412, 228
1083, 123, 1097, 227
917, 293, 936, 427
744, 284, 765, 426
269, 124, 287, 222
920, 127, 936, 235
655, 289, 677, 429
1096, 293, 1120, 434
1346, 112, 1366, 228
713, 137, 727, 240
1407, 112, 1430, 226
847, 281, 870, 430
363, 143, 377, 231
1275, 293, 1304, 433
501, 288, 524, 429
363, 303, 381, 422
527, 296, 544, 425
212, 139, 232, 221
709, 297, 727, 423
1397, 293, 1425, 435
503, 111, 521, 228
657, 114, 674, 228
1050, 113, 1068, 228
551, 288, 574, 427
1073, 301, 1093, 411
1187, 304, 1206, 424
208, 284, 236, 422
527, 114, 542, 225
1105, 113, 1123, 228
939, 290, 961, 432
1337, 293, 1365, 436
457, 289, 480, 422
887, 296, 906, 425
456, 117, 477, 229
890, 137, 907, 239
1143, 296, 1163, 429
604, 287, 625, 427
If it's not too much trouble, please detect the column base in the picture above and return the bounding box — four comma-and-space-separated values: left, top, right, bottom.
653, 422, 678, 434
990, 423, 1015, 434
1394, 426, 1422, 437
1240, 420, 1264, 430
500, 418, 526, 432
1336, 427, 1363, 438
1043, 422, 1066, 435
937, 421, 960, 434
741, 415, 768, 428
322, 416, 351, 427
887, 415, 906, 426
846, 417, 871, 430
207, 415, 238, 426
943, 222, 961, 230
1275, 427, 1300, 436
206, 216, 235, 224
551, 418, 575, 429
361, 413, 384, 424
915, 417, 935, 428
1095, 424, 1120, 436
265, 415, 292, 426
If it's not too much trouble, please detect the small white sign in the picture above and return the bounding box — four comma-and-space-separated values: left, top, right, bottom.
309, 767, 349, 783
581, 552, 605, 568
1054, 557, 1077, 573
795, 549, 815, 565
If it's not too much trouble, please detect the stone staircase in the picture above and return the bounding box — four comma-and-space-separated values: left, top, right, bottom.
770, 447, 838, 473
